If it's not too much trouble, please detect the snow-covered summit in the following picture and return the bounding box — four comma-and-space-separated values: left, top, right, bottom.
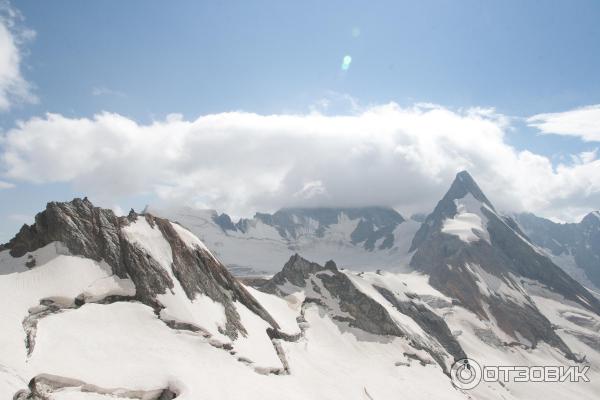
410, 171, 600, 358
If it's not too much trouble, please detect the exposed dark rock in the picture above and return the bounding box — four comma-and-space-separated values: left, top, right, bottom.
16, 374, 178, 400
1, 198, 279, 340
319, 273, 404, 337
23, 301, 71, 357
151, 216, 279, 338
261, 254, 336, 291
213, 212, 237, 232
409, 171, 595, 358
263, 254, 403, 337
487, 210, 600, 315
515, 211, 600, 290
410, 213, 427, 223
350, 217, 397, 251
3, 198, 125, 272
375, 286, 467, 364
487, 296, 573, 357
266, 327, 302, 342
25, 255, 36, 269
566, 330, 600, 352
162, 319, 211, 336
560, 311, 600, 332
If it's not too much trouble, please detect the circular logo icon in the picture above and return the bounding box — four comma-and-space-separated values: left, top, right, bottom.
450, 358, 482, 390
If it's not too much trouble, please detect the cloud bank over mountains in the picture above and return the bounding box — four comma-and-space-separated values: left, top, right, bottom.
1, 103, 599, 221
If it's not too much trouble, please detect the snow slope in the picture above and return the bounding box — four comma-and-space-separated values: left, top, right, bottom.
1, 193, 599, 400
0, 205, 466, 400
441, 193, 490, 243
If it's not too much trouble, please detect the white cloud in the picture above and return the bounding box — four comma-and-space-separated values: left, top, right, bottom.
1, 103, 599, 222
0, 1, 36, 111
527, 104, 600, 142
0, 180, 14, 189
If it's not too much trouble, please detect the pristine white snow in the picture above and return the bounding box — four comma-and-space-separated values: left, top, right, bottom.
245, 286, 301, 336
0, 243, 136, 392
80, 272, 136, 302
442, 194, 490, 243
22, 299, 470, 400
0, 242, 69, 274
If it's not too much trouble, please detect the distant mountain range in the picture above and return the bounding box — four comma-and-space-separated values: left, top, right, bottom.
151, 178, 600, 303
150, 205, 421, 275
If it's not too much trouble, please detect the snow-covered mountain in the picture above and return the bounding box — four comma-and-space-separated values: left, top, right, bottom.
515, 211, 600, 297
149, 206, 421, 275
409, 171, 600, 357
1, 172, 599, 399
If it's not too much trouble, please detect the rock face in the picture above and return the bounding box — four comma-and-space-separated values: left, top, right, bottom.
263, 254, 403, 337
2, 198, 126, 273
409, 171, 600, 358
374, 286, 467, 365
515, 211, 600, 294
1, 198, 278, 337
261, 254, 467, 374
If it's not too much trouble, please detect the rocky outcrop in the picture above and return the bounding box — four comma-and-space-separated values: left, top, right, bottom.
261, 254, 468, 375
318, 268, 404, 337
14, 374, 178, 400
150, 215, 278, 336
3, 198, 125, 271
2, 198, 172, 309
375, 286, 467, 365
263, 254, 403, 337
1, 198, 278, 339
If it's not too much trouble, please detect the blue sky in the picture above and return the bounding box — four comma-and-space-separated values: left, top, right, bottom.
1, 0, 600, 241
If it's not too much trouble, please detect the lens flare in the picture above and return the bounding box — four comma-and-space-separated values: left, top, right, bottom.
341, 55, 352, 71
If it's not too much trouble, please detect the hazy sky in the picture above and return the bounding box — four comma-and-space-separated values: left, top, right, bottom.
1, 0, 600, 241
